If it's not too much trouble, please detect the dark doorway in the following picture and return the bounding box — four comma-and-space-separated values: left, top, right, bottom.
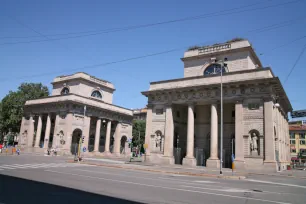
71, 129, 82, 155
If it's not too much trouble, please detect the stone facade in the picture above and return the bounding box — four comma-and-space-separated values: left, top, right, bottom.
142, 39, 292, 172
19, 72, 133, 157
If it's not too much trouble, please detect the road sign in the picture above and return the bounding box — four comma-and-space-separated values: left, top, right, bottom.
82, 147, 87, 152
143, 144, 148, 149
231, 154, 235, 162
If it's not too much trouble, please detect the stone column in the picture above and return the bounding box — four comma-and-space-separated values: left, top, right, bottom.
43, 114, 51, 149
52, 114, 60, 148
234, 101, 245, 169
93, 118, 101, 153
113, 123, 122, 156
27, 115, 35, 148
103, 120, 112, 154
144, 105, 153, 156
63, 113, 73, 153
34, 114, 43, 148
183, 103, 196, 166
162, 104, 174, 164
264, 99, 277, 171
207, 103, 220, 168
19, 116, 26, 146
83, 116, 91, 153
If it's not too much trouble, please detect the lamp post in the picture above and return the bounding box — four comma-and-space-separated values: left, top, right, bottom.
215, 58, 227, 175
78, 105, 86, 161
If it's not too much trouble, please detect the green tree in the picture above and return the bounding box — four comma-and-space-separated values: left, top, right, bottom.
132, 120, 146, 148
0, 83, 49, 134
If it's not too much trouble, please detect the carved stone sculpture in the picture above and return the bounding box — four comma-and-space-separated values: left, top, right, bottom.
250, 132, 259, 155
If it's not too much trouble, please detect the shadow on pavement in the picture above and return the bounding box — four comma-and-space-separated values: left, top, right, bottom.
0, 174, 143, 204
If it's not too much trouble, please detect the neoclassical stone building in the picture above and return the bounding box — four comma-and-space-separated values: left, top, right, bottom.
142, 39, 292, 172
19, 72, 133, 156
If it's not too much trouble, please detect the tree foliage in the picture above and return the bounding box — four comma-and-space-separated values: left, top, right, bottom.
0, 83, 49, 134
132, 120, 146, 147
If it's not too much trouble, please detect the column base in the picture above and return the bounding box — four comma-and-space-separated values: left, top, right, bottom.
206, 158, 220, 168
233, 159, 245, 170
263, 160, 278, 172
160, 156, 175, 165
102, 151, 112, 156
182, 157, 197, 167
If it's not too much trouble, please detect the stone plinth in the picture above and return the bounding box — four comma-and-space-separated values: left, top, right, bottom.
206, 158, 220, 168
182, 157, 197, 166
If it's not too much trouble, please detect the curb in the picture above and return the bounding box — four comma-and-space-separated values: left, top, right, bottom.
67, 160, 246, 180
246, 172, 306, 179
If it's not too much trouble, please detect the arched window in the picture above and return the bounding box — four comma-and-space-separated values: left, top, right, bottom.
61, 87, 69, 95
91, 90, 102, 99
204, 63, 227, 76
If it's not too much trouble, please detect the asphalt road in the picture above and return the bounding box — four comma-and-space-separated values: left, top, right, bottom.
0, 154, 306, 204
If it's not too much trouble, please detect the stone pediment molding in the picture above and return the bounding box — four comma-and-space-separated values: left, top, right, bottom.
25, 94, 133, 116
243, 115, 264, 120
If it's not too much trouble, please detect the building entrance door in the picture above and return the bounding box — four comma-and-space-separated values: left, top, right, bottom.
71, 129, 82, 155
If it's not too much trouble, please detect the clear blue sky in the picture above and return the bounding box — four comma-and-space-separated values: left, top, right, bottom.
1, 0, 306, 119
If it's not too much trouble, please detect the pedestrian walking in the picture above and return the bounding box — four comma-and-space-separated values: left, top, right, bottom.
0, 144, 2, 153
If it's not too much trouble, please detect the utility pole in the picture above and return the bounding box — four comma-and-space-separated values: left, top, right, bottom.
215, 58, 227, 175
78, 105, 86, 161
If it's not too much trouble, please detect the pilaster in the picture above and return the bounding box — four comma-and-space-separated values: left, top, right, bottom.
234, 101, 245, 169
162, 103, 174, 164
43, 113, 51, 149
34, 114, 43, 148
263, 99, 277, 171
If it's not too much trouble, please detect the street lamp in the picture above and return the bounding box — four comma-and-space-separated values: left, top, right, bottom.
215, 57, 228, 175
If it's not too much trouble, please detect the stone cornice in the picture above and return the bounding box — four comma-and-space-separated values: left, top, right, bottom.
25, 94, 133, 116
147, 67, 274, 86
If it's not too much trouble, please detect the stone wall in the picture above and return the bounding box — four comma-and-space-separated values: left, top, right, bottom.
52, 78, 114, 104
184, 51, 256, 78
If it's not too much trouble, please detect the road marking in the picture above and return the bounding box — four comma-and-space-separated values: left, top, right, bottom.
193, 180, 218, 183
74, 168, 220, 188
245, 179, 306, 189
181, 185, 252, 193
0, 166, 15, 169
45, 169, 291, 204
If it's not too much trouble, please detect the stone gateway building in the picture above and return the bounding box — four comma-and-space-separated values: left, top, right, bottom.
19, 72, 133, 157
142, 39, 292, 172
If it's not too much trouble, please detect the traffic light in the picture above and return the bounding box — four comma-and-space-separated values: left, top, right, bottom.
82, 136, 85, 144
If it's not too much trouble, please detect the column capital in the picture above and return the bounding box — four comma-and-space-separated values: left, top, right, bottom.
187, 101, 196, 107
147, 104, 154, 109
235, 98, 244, 104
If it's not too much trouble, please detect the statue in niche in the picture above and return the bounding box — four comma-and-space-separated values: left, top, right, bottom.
250, 132, 259, 155
155, 132, 162, 148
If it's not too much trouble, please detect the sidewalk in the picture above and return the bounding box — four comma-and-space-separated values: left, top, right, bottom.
74, 156, 306, 180
71, 157, 246, 180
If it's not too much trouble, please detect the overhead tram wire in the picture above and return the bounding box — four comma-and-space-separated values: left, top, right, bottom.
1, 15, 306, 82
0, 0, 302, 46
0, 0, 273, 40
283, 43, 306, 84
4, 14, 99, 64
1, 17, 306, 83
260, 35, 306, 56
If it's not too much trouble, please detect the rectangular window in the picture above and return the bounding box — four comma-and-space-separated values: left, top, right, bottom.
291, 149, 296, 153
176, 111, 180, 118
290, 140, 296, 145
290, 133, 295, 139
300, 140, 306, 145
299, 133, 306, 139
156, 109, 163, 115
248, 103, 260, 110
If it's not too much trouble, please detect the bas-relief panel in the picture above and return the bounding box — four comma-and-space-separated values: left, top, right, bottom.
152, 121, 165, 135
148, 86, 269, 105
